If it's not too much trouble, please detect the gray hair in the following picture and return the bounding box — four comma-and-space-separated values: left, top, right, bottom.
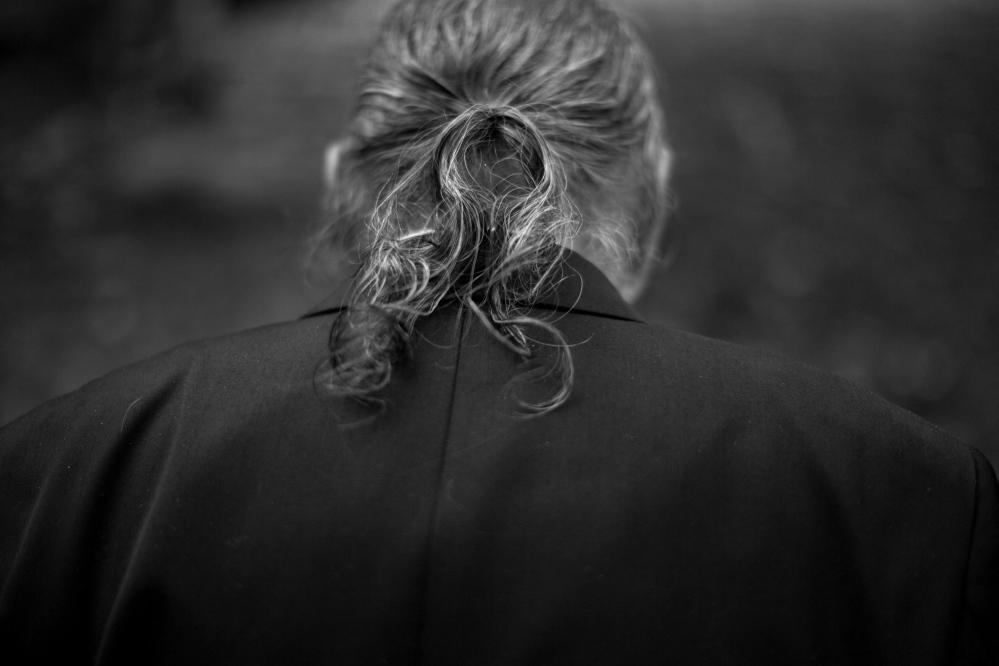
316, 0, 669, 413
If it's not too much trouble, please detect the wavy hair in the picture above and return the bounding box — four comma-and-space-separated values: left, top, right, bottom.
315, 0, 669, 413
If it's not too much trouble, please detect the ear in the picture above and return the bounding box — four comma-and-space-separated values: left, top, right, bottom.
645, 144, 673, 259
623, 144, 674, 303
656, 145, 673, 197
324, 138, 351, 187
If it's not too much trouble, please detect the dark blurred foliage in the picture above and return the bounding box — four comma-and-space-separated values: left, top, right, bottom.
1, 0, 355, 422
633, 0, 999, 464
1, 0, 996, 466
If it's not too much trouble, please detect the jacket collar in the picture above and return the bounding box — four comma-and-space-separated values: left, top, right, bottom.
301, 250, 644, 323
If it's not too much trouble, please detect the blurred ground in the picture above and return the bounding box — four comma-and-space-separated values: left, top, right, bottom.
1, 0, 997, 466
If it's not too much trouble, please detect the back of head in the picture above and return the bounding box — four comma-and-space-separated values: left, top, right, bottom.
318, 0, 670, 412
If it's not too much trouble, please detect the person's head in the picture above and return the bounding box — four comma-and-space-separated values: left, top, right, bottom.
318, 0, 671, 410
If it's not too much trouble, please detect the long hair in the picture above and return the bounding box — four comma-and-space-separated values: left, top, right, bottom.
315, 0, 669, 413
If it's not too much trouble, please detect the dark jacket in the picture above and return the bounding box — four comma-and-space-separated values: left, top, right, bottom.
2, 252, 997, 664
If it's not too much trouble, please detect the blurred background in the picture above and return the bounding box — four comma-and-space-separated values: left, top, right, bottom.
1, 0, 996, 466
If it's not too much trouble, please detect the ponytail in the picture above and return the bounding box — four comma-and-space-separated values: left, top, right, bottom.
323, 104, 578, 414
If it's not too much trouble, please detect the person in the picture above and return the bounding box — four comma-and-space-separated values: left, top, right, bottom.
1, 0, 996, 663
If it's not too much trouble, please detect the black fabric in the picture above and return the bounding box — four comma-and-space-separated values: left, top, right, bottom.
1, 252, 997, 665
